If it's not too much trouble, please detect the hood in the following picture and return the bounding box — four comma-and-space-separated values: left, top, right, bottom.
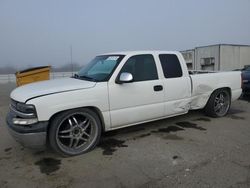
11, 78, 96, 103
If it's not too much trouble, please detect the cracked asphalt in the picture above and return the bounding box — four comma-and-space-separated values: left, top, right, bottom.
0, 83, 250, 188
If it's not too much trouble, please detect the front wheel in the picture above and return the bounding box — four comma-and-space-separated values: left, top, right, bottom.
49, 108, 102, 156
204, 89, 231, 117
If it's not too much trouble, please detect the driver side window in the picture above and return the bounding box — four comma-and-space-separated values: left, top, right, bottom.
120, 54, 158, 82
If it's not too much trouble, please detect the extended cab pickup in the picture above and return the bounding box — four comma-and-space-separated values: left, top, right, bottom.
6, 51, 242, 156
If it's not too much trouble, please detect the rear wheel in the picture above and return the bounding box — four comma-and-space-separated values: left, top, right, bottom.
49, 108, 101, 156
204, 89, 231, 117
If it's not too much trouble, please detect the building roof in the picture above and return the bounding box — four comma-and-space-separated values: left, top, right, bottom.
195, 43, 250, 49
180, 43, 250, 52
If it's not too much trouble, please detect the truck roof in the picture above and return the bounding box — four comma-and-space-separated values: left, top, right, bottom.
100, 50, 180, 56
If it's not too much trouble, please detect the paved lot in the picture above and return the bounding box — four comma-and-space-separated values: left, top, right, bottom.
0, 83, 250, 188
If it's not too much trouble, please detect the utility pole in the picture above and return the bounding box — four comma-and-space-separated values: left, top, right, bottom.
70, 45, 73, 76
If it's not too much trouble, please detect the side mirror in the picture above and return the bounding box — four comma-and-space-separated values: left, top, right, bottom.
116, 72, 133, 84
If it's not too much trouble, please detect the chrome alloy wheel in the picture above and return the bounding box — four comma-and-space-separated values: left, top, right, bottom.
55, 112, 98, 154
214, 91, 230, 116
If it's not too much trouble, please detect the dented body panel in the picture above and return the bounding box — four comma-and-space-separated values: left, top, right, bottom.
190, 71, 242, 109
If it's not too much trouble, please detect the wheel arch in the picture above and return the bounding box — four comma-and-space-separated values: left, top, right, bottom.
212, 87, 231, 99
47, 106, 106, 135
205, 87, 232, 107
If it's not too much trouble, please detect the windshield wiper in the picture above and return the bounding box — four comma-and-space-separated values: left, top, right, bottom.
78, 75, 98, 82
72, 74, 80, 78
72, 73, 98, 82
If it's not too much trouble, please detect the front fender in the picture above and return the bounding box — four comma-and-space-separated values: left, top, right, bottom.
26, 82, 111, 129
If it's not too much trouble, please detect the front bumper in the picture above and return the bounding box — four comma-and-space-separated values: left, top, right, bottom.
6, 112, 48, 148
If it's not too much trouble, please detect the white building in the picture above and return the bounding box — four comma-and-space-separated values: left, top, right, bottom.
181, 49, 195, 70
181, 44, 250, 71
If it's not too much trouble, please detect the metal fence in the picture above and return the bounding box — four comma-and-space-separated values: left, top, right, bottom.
0, 72, 76, 84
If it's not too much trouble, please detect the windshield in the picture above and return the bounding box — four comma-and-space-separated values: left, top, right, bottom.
76, 55, 124, 82
243, 66, 250, 71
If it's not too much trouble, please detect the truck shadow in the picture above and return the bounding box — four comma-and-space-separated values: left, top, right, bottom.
21, 106, 245, 158
102, 108, 216, 137
99, 110, 208, 155
99, 105, 245, 155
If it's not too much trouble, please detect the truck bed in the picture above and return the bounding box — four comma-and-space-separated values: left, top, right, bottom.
189, 71, 242, 110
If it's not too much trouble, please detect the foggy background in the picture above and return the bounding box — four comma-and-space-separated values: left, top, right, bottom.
0, 0, 250, 73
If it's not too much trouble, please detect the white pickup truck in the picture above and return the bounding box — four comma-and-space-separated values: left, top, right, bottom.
6, 51, 242, 156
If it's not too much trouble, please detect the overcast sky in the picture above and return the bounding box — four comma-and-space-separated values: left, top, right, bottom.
0, 0, 250, 69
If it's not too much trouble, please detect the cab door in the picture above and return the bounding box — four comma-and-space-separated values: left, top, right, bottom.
108, 54, 164, 128
158, 54, 192, 116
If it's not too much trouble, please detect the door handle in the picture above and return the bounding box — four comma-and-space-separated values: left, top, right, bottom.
154, 85, 163, 91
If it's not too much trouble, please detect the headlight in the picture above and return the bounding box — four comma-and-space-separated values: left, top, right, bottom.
10, 101, 37, 118
16, 103, 36, 114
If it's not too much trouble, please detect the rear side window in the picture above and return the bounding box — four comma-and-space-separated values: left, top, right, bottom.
120, 54, 158, 82
159, 54, 183, 78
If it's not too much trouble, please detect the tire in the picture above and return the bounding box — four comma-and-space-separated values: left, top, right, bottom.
204, 89, 231, 117
49, 108, 102, 156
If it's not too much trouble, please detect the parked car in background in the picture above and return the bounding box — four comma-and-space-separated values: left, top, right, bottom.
242, 66, 250, 95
